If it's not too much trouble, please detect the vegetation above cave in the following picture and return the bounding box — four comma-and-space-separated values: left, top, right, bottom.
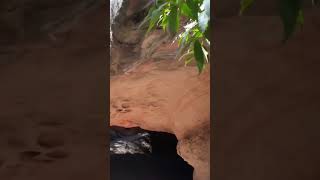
140, 0, 319, 73
140, 0, 210, 73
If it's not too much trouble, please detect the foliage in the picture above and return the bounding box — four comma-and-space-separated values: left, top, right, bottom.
239, 0, 319, 42
141, 0, 318, 73
140, 0, 210, 73
239, 0, 255, 15
279, 0, 303, 42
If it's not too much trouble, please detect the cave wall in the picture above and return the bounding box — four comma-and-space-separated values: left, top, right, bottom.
110, 0, 156, 75
110, 60, 211, 180
109, 1, 210, 179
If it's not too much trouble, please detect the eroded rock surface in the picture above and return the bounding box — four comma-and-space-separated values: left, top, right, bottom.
110, 0, 152, 75
110, 58, 211, 180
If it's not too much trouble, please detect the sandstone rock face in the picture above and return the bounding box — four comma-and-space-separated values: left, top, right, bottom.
177, 123, 210, 180
110, 59, 211, 180
110, 0, 152, 75
110, 1, 211, 179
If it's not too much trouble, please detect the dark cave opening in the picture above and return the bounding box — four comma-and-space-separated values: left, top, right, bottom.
110, 126, 193, 180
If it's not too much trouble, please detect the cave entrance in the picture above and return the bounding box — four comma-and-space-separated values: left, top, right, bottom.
110, 126, 194, 180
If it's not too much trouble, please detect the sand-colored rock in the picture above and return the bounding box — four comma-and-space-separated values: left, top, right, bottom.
110, 58, 211, 180
110, 1, 211, 178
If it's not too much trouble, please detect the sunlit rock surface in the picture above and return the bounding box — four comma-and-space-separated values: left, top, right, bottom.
110, 60, 210, 180
110, 127, 151, 155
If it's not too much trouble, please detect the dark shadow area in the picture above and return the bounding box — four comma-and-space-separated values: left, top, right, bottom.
0, 2, 108, 180
110, 126, 193, 180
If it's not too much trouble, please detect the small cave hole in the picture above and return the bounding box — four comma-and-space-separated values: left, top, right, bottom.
110, 126, 194, 180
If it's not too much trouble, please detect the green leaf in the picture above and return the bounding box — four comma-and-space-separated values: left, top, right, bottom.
168, 5, 179, 35
181, 3, 197, 20
204, 22, 210, 39
177, 32, 192, 58
146, 2, 168, 34
297, 10, 304, 26
176, 0, 183, 6
279, 0, 302, 42
155, 0, 165, 6
138, 6, 156, 29
193, 28, 203, 38
160, 11, 169, 31
176, 21, 198, 57
186, 0, 199, 19
239, 0, 255, 15
194, 40, 205, 73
